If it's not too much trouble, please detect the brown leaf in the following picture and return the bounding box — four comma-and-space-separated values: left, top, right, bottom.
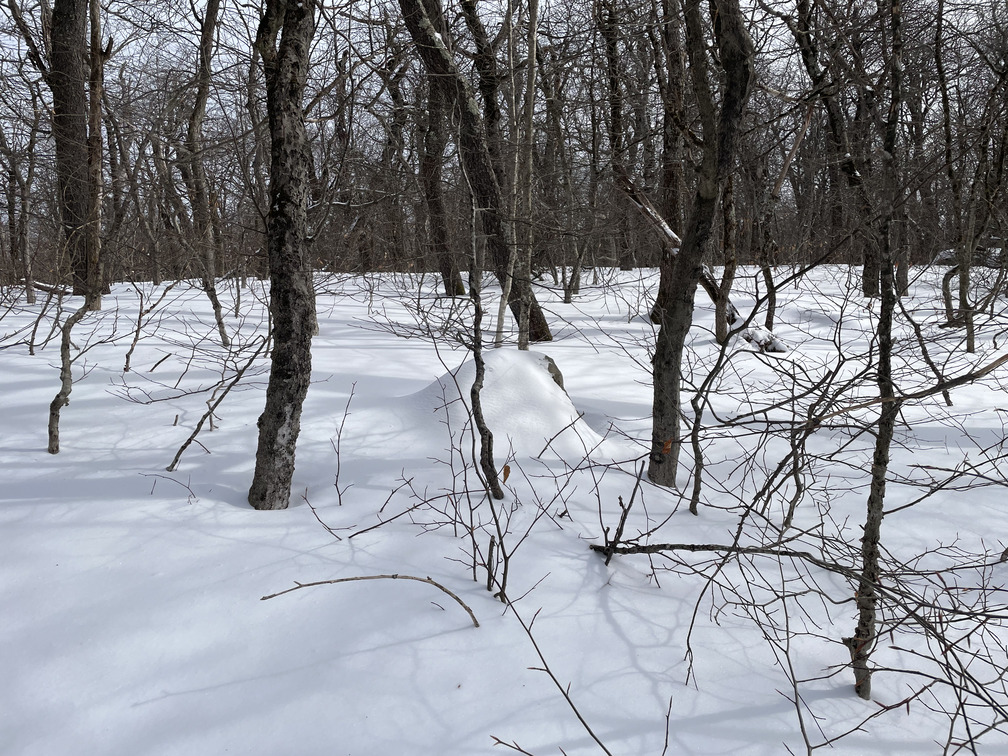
502, 464, 511, 484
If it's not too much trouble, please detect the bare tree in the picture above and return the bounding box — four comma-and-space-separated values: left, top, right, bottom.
7, 0, 105, 303
398, 0, 553, 343
647, 0, 753, 486
248, 0, 317, 511
176, 0, 231, 347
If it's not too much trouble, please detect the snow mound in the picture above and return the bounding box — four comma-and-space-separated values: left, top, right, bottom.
414, 349, 604, 459
742, 326, 788, 354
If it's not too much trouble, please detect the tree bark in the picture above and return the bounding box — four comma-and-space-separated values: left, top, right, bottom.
85, 0, 107, 309
399, 0, 552, 342
178, 0, 230, 347
248, 0, 317, 511
49, 0, 94, 297
419, 74, 464, 296
648, 0, 753, 487
715, 174, 737, 345
843, 0, 905, 699
650, 0, 687, 322
515, 0, 539, 350
47, 302, 90, 453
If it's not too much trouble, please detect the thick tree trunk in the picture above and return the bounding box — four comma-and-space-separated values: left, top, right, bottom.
399, 0, 552, 342
50, 0, 93, 297
459, 0, 506, 192
651, 0, 687, 322
248, 0, 317, 511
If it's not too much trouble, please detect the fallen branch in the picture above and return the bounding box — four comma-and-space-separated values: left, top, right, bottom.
260, 573, 480, 628
23, 279, 69, 296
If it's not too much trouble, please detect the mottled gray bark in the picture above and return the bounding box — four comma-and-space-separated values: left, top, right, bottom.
47, 302, 90, 453
248, 0, 317, 511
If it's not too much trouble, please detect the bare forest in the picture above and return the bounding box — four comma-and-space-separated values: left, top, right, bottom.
3, 0, 1008, 752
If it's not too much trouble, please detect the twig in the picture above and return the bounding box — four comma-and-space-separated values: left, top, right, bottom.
503, 600, 615, 756
601, 461, 645, 565
166, 335, 268, 472
260, 573, 480, 628
139, 472, 199, 503
303, 489, 343, 541
536, 412, 585, 459
346, 479, 418, 538
490, 737, 539, 755
807, 351, 1008, 427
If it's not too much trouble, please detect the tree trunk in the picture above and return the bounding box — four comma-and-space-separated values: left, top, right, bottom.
515, 0, 539, 350
85, 0, 107, 309
178, 0, 230, 347
419, 75, 463, 296
0, 115, 38, 303
47, 302, 90, 453
715, 174, 737, 345
651, 0, 687, 322
49, 0, 93, 297
248, 0, 317, 511
467, 195, 504, 501
399, 0, 552, 342
843, 0, 904, 699
648, 0, 753, 486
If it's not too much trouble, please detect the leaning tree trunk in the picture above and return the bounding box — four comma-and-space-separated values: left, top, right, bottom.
648, 0, 753, 486
179, 0, 230, 347
399, 0, 552, 342
248, 0, 317, 511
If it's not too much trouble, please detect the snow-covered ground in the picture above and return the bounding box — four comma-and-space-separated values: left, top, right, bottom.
2, 266, 1007, 754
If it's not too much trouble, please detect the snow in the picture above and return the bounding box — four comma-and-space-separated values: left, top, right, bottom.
741, 325, 787, 353
2, 267, 1008, 754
